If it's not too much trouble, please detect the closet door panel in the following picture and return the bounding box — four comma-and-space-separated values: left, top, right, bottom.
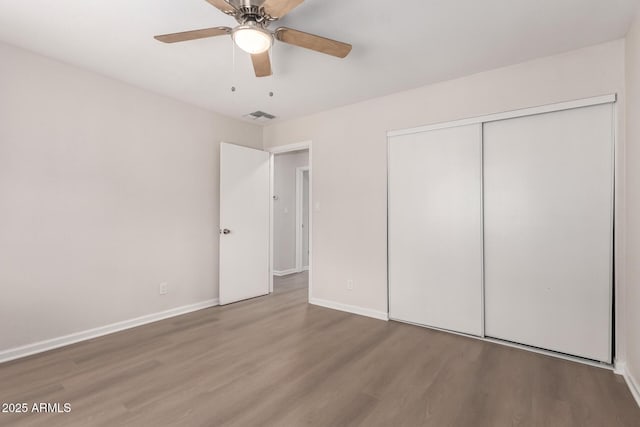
389, 124, 483, 336
483, 104, 613, 362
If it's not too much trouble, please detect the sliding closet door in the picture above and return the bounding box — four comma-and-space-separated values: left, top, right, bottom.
484, 104, 613, 362
389, 124, 483, 336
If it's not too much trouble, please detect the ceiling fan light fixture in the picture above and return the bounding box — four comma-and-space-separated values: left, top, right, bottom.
232, 24, 273, 54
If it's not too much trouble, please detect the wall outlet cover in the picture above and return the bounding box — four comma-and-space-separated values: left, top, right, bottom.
159, 282, 168, 295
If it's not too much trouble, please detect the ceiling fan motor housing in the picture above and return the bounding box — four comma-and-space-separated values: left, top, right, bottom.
237, 6, 269, 24
228, 0, 279, 25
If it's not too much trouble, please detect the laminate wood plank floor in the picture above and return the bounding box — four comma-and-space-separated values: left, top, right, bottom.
1, 272, 638, 426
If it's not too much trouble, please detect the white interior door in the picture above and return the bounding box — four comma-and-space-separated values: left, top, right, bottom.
483, 104, 613, 362
389, 124, 483, 336
219, 143, 270, 305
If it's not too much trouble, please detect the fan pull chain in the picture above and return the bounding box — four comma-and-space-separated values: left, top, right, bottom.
232, 39, 236, 74
231, 39, 237, 94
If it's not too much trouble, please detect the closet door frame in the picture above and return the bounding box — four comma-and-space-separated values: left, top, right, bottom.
386, 93, 618, 368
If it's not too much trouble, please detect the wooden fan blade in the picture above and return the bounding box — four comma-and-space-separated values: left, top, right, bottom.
204, 0, 235, 14
275, 27, 352, 58
251, 51, 273, 77
262, 0, 304, 19
154, 27, 231, 43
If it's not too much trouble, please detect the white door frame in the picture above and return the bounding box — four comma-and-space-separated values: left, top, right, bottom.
266, 141, 312, 301
296, 166, 310, 273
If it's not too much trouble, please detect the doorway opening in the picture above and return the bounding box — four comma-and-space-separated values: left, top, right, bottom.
296, 166, 310, 274
268, 142, 311, 300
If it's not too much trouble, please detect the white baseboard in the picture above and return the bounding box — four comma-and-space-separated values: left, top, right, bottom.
614, 360, 626, 375
617, 362, 640, 408
309, 298, 388, 321
274, 268, 297, 276
302, 265, 309, 271
0, 299, 219, 364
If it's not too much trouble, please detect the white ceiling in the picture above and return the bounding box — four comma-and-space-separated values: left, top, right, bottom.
0, 0, 638, 124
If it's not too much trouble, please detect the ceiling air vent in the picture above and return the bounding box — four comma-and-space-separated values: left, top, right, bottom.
243, 110, 277, 122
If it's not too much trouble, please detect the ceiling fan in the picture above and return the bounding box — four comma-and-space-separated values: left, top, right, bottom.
154, 0, 352, 77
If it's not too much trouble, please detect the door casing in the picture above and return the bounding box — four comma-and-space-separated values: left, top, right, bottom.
266, 141, 313, 300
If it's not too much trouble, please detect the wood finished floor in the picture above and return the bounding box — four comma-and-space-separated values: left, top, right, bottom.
1, 272, 638, 426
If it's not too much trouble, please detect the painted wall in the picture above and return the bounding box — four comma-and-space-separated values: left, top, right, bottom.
624, 9, 640, 397
263, 40, 626, 321
273, 150, 309, 272
0, 42, 262, 352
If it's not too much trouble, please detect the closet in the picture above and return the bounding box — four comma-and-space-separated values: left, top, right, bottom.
388, 96, 615, 363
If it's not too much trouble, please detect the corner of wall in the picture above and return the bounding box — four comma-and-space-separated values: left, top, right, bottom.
623, 5, 640, 408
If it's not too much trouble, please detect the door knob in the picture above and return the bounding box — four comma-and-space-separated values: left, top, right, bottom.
220, 228, 231, 235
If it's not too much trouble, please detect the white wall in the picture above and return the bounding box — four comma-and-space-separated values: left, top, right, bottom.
263, 40, 626, 321
0, 42, 262, 353
625, 9, 640, 398
273, 150, 309, 272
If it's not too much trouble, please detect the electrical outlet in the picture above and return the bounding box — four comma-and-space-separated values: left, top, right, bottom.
159, 282, 168, 295
347, 280, 354, 290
